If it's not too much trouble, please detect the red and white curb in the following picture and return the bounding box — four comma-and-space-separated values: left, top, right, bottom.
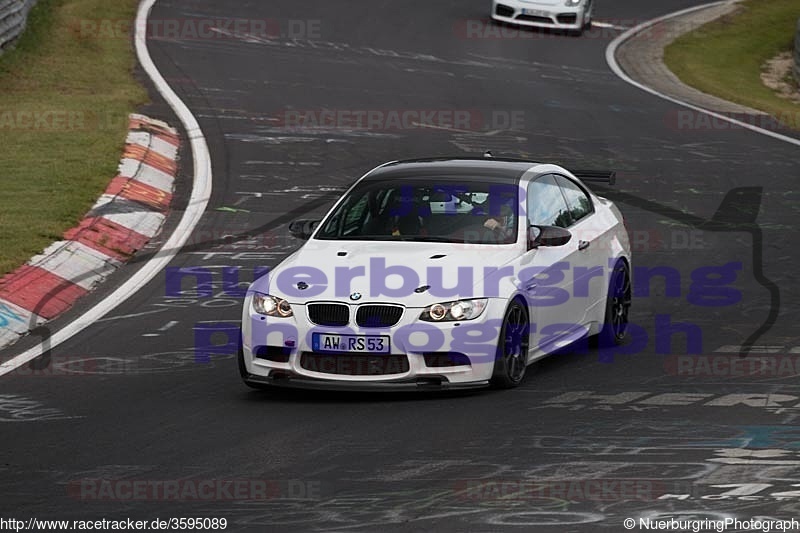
0, 114, 179, 348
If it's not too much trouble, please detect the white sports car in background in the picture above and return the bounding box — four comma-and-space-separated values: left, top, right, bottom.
491, 0, 594, 36
239, 157, 630, 391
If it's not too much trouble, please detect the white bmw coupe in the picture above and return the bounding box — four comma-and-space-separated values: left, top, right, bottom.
239, 157, 630, 391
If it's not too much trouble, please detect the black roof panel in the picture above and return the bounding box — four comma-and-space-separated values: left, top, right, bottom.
365, 157, 539, 183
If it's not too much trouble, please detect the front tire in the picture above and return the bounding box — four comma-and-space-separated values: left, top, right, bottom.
584, 1, 593, 28
598, 261, 631, 347
491, 301, 530, 389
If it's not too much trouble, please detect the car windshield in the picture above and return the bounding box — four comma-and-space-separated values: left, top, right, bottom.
316, 179, 519, 244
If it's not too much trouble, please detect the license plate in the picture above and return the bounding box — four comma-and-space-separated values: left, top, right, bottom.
312, 333, 390, 354
521, 8, 549, 17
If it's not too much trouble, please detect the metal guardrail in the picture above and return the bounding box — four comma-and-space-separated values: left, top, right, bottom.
0, 0, 36, 54
795, 18, 800, 84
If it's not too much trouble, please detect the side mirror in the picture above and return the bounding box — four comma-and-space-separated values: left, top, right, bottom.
289, 219, 320, 240
529, 225, 572, 249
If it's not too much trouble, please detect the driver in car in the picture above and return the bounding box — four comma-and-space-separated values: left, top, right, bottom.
481, 201, 515, 240
390, 192, 430, 236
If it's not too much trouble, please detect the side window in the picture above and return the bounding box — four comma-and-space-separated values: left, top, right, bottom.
556, 175, 593, 224
342, 194, 369, 235
527, 175, 571, 228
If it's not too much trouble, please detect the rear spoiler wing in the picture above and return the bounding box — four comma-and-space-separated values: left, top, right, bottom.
571, 170, 616, 186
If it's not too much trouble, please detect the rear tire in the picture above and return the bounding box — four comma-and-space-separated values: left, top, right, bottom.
598, 261, 631, 347
491, 301, 530, 389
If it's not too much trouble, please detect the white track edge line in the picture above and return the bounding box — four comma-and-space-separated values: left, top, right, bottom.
605, 0, 800, 148
0, 0, 213, 375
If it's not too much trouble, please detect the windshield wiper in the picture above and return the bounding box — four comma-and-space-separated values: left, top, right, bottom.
320, 235, 463, 243
396, 236, 459, 243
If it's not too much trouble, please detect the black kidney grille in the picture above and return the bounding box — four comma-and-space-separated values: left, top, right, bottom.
356, 305, 404, 328
307, 303, 350, 326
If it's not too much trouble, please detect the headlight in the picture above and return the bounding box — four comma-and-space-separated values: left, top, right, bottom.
420, 299, 488, 322
565, 0, 581, 5
252, 293, 293, 317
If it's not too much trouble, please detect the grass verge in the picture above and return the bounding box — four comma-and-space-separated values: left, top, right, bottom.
0, 0, 147, 276
664, 0, 800, 129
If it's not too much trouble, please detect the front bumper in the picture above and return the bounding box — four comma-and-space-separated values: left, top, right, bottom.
241, 296, 510, 388
242, 372, 489, 392
491, 1, 585, 30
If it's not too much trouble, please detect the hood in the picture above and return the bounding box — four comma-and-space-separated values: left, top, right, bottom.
250, 239, 523, 307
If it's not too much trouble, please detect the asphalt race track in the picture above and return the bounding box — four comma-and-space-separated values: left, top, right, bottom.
3, 0, 800, 530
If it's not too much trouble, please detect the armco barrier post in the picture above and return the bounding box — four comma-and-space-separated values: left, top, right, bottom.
794, 18, 800, 84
